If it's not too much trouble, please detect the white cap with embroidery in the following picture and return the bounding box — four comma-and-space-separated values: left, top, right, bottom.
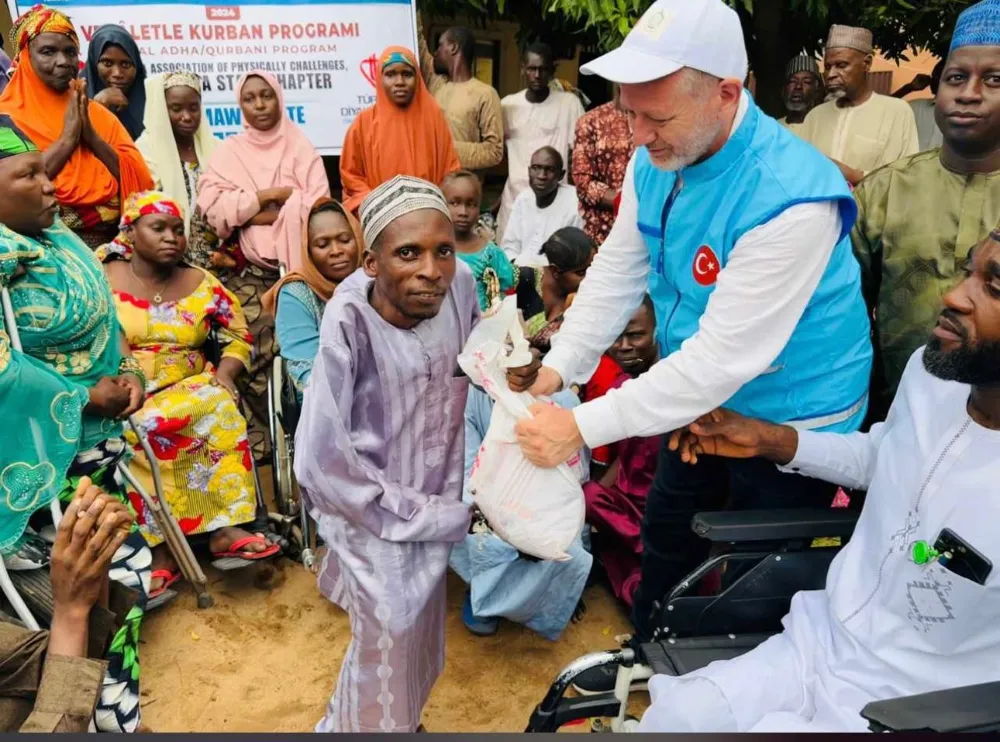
580, 0, 748, 84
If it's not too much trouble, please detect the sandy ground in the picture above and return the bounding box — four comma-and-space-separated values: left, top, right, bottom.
139, 555, 646, 732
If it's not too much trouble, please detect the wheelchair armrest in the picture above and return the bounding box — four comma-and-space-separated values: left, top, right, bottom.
691, 509, 859, 543
861, 682, 1000, 733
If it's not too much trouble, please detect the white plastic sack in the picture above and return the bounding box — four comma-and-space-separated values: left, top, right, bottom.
458, 296, 587, 562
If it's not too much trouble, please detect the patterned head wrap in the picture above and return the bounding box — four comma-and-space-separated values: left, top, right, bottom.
380, 49, 415, 71
826, 24, 874, 55
163, 70, 202, 92
99, 190, 184, 259
360, 175, 452, 248
9, 5, 79, 59
0, 114, 38, 159
950, 0, 1000, 54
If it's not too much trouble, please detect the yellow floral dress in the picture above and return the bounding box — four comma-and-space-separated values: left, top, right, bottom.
113, 269, 257, 546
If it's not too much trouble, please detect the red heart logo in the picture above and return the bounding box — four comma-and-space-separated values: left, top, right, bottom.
360, 54, 378, 89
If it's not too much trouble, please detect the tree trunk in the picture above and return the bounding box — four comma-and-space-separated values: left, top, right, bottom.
747, 0, 792, 118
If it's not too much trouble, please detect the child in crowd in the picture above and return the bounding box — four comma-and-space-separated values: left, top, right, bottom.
441, 170, 517, 312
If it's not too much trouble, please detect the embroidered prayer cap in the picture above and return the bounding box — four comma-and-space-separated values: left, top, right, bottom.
360, 175, 452, 249
950, 0, 1000, 54
163, 70, 202, 92
0, 114, 38, 159
9, 5, 78, 59
825, 24, 874, 55
100, 190, 184, 259
785, 54, 821, 81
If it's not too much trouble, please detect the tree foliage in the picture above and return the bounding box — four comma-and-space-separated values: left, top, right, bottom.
543, 0, 970, 60
421, 0, 970, 114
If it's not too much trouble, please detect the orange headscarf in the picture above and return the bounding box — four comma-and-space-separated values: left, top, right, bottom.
261, 197, 364, 317
0, 6, 153, 207
339, 46, 460, 213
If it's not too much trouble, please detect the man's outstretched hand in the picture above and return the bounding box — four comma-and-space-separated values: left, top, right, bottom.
668, 408, 798, 466
506, 348, 543, 393
514, 401, 584, 468
525, 366, 563, 397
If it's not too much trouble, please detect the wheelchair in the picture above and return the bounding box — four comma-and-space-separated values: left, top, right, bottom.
264, 263, 318, 572
265, 352, 317, 571
526, 506, 1000, 734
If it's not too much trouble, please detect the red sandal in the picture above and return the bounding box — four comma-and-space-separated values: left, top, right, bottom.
149, 569, 180, 599
210, 535, 280, 561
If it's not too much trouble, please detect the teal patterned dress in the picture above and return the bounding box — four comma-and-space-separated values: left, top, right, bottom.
0, 218, 150, 733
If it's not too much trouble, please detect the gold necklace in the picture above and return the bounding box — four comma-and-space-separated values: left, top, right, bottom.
129, 261, 170, 305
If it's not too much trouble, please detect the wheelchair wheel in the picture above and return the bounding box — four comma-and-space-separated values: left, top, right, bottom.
274, 422, 297, 519
268, 357, 297, 517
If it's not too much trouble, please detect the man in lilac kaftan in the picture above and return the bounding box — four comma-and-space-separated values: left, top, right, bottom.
294, 176, 479, 732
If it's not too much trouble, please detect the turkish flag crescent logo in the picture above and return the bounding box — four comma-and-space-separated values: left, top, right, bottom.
692, 245, 720, 286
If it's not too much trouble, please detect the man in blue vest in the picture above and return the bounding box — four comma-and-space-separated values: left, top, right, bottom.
514, 0, 873, 691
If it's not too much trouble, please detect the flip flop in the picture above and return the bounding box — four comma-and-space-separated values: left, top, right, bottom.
210, 535, 281, 562
148, 568, 181, 599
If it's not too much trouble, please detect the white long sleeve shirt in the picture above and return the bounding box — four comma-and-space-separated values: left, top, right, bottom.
544, 94, 844, 449
640, 350, 1000, 732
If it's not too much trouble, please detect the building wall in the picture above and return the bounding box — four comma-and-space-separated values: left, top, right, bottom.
1, 3, 11, 48
871, 48, 939, 100
424, 14, 580, 99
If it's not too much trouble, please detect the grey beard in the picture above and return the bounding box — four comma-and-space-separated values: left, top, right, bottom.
652, 119, 723, 173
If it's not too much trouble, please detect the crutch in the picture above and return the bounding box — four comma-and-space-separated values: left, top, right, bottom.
123, 417, 213, 608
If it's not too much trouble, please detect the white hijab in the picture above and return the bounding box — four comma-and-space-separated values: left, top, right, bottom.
136, 73, 218, 235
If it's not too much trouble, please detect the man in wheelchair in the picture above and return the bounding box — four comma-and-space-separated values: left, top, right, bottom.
630, 236, 1000, 731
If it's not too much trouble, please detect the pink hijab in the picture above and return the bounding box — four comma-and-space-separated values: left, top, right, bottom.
197, 71, 330, 271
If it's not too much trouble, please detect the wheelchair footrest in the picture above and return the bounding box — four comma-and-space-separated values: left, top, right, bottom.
211, 556, 258, 572
640, 633, 773, 677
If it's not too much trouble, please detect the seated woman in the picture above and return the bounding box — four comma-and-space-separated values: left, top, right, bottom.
99, 191, 277, 589
442, 169, 517, 312
0, 6, 153, 247
450, 386, 592, 640
198, 71, 329, 457
84, 24, 146, 141
341, 46, 460, 213
517, 226, 597, 353
0, 115, 151, 733
264, 198, 363, 400
137, 72, 220, 271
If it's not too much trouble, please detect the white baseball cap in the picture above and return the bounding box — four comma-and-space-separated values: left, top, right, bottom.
580, 0, 749, 84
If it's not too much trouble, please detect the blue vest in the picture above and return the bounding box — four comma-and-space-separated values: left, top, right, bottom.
634, 96, 872, 431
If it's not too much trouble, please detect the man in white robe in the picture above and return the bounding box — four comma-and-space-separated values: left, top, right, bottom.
642, 230, 1000, 732
798, 24, 919, 185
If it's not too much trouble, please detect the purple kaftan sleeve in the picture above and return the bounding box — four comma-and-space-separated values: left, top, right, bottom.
293, 317, 471, 544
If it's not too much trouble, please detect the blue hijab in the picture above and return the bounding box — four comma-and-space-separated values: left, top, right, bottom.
85, 25, 147, 140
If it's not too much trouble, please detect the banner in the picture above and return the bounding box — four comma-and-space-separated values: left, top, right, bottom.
5, 0, 418, 155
